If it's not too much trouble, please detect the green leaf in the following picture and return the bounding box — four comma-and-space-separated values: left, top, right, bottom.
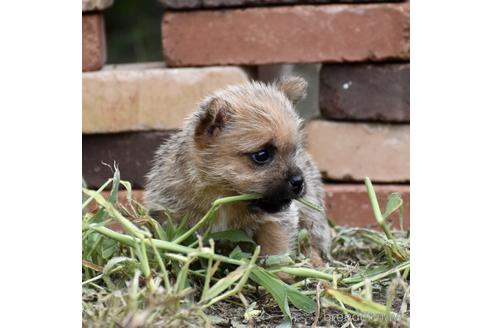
203, 265, 248, 301
325, 287, 386, 314
102, 256, 138, 291
229, 246, 250, 260
249, 267, 316, 317
250, 268, 291, 319
119, 180, 133, 205
399, 205, 405, 231
286, 288, 316, 313
382, 192, 403, 219
84, 232, 103, 263
101, 239, 118, 259
88, 208, 108, 224
209, 229, 255, 244
147, 217, 167, 241
108, 167, 120, 205
102, 256, 138, 277
174, 260, 191, 293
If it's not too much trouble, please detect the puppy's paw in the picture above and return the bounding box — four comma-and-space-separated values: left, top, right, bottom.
311, 233, 332, 262
308, 248, 327, 268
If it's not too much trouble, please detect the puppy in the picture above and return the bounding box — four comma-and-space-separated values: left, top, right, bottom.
144, 77, 331, 260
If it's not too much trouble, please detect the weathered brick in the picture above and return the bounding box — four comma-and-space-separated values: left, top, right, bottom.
324, 184, 410, 228
320, 63, 409, 122
306, 120, 409, 182
162, 3, 409, 67
160, 0, 402, 10
83, 63, 249, 133
82, 0, 113, 12
82, 13, 106, 72
83, 131, 176, 189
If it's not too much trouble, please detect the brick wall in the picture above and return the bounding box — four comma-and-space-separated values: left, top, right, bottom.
83, 0, 410, 228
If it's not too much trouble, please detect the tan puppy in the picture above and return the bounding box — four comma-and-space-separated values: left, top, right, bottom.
144, 77, 331, 259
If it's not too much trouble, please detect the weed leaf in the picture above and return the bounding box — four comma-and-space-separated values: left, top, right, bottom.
383, 192, 403, 219
250, 268, 291, 319
203, 265, 248, 301
286, 288, 316, 313
209, 229, 255, 244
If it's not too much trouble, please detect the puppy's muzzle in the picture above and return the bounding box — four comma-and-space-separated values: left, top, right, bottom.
249, 174, 306, 213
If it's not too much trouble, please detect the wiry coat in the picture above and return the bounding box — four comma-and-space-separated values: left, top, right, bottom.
144, 78, 331, 257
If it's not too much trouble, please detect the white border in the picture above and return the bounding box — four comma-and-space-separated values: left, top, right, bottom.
412, 0, 492, 325
0, 1, 81, 326
1, 0, 492, 326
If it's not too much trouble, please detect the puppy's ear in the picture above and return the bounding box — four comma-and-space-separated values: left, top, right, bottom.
276, 76, 308, 105
194, 96, 230, 147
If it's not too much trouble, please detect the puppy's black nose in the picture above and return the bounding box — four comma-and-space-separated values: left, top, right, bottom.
289, 175, 304, 196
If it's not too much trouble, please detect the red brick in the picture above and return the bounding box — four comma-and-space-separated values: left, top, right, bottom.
162, 3, 409, 67
320, 63, 410, 122
306, 120, 410, 183
324, 184, 410, 229
159, 0, 403, 10
83, 131, 176, 189
83, 13, 106, 72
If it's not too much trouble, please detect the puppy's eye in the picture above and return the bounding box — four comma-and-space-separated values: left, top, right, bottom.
250, 149, 272, 165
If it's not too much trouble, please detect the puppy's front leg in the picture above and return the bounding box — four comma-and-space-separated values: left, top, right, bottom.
254, 221, 291, 256
254, 221, 297, 283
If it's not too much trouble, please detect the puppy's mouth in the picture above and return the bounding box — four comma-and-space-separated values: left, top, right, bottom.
246, 180, 306, 214
249, 197, 293, 214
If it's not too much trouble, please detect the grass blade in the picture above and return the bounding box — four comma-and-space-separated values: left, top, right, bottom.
324, 287, 386, 314
364, 177, 394, 240
203, 265, 248, 301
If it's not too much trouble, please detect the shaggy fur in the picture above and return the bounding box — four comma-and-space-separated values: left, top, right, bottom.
144, 77, 331, 258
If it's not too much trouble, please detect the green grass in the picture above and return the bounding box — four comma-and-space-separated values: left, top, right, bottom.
82, 169, 410, 327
